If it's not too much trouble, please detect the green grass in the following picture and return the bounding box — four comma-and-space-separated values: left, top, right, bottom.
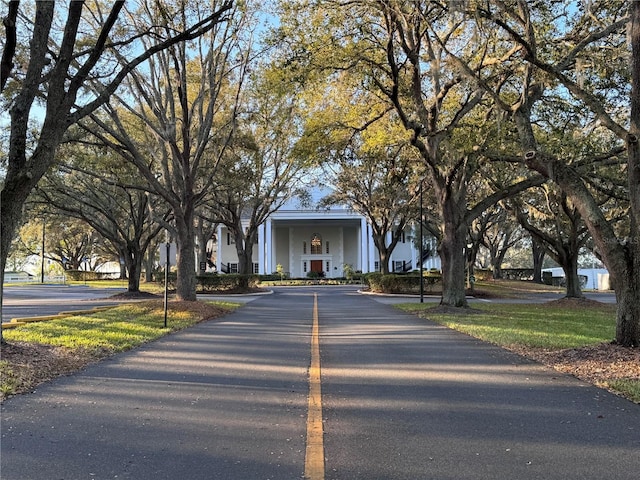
397, 302, 616, 349
473, 280, 565, 297
1, 300, 240, 399
0, 360, 19, 396
2, 300, 239, 352
397, 301, 640, 403
607, 379, 640, 403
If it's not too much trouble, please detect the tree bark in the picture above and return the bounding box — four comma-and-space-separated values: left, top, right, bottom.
123, 249, 142, 293
235, 234, 255, 276
372, 233, 390, 274
561, 253, 583, 299
439, 200, 468, 307
531, 237, 545, 283
175, 213, 197, 301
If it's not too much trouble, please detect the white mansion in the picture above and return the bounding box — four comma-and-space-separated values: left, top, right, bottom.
211, 187, 441, 278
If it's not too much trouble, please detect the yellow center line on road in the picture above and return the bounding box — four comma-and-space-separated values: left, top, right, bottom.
304, 293, 325, 480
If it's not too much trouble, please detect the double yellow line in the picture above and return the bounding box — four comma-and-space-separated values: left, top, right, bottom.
304, 293, 324, 479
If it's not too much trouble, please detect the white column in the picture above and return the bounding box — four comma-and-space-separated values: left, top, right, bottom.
360, 218, 368, 273
216, 224, 223, 272
411, 227, 417, 270
258, 223, 265, 274
265, 218, 273, 274
289, 227, 295, 277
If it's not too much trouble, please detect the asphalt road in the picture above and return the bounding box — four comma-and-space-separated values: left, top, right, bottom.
1, 286, 638, 480
1, 284, 264, 323
1, 283, 617, 324
1, 284, 128, 323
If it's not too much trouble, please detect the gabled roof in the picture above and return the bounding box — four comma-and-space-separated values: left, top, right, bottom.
273, 183, 362, 221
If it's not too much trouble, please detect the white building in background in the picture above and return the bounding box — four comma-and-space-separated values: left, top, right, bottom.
212, 187, 441, 278
541, 267, 611, 290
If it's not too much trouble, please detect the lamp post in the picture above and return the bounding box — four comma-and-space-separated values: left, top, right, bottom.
164, 233, 170, 328
41, 220, 45, 283
466, 242, 474, 290
419, 181, 424, 303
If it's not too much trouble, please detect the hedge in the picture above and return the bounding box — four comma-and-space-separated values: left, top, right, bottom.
364, 272, 442, 294
65, 270, 119, 281
160, 273, 260, 292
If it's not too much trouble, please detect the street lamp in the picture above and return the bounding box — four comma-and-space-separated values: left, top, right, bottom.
466, 242, 473, 290
41, 220, 46, 283
419, 181, 424, 303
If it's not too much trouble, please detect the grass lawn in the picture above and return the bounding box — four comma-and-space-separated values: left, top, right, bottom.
1, 299, 239, 399
396, 300, 640, 403
397, 301, 616, 349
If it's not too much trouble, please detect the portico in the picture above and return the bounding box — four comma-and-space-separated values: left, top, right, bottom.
213, 187, 440, 277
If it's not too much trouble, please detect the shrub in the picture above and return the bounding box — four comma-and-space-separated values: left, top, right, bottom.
363, 272, 384, 289
195, 273, 259, 292
65, 270, 114, 281
365, 272, 441, 294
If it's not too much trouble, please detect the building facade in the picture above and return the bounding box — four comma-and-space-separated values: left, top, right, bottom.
212, 188, 441, 278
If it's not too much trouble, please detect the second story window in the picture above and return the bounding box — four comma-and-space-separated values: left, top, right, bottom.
311, 233, 322, 254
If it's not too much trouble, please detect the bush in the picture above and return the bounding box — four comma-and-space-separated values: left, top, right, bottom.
365, 272, 441, 294
65, 270, 115, 281
159, 273, 260, 292
195, 273, 259, 292
363, 272, 384, 289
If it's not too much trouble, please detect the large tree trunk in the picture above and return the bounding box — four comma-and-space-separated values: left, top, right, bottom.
123, 247, 142, 293
174, 214, 197, 302
437, 187, 469, 307
1, 155, 46, 342
615, 273, 640, 346
531, 238, 545, 283
561, 260, 583, 299
439, 210, 468, 308
236, 241, 254, 275
440, 236, 467, 307
616, 0, 640, 346
372, 233, 391, 274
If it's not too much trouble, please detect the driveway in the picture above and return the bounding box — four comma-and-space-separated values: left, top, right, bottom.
1, 284, 268, 324
1, 286, 637, 480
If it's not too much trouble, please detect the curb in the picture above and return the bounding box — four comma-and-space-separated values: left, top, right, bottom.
2, 305, 116, 330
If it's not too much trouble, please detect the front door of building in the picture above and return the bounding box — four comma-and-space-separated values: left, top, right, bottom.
310, 260, 323, 274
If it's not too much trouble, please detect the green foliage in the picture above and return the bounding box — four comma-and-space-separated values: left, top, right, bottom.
195, 274, 259, 292
276, 264, 286, 281
364, 272, 441, 294
343, 263, 354, 282
65, 270, 115, 281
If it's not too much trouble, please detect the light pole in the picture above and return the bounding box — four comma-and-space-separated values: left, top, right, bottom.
419, 181, 424, 303
466, 242, 474, 290
41, 220, 45, 283
164, 230, 171, 328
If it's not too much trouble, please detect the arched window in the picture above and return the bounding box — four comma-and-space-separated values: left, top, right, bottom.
311, 233, 322, 254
